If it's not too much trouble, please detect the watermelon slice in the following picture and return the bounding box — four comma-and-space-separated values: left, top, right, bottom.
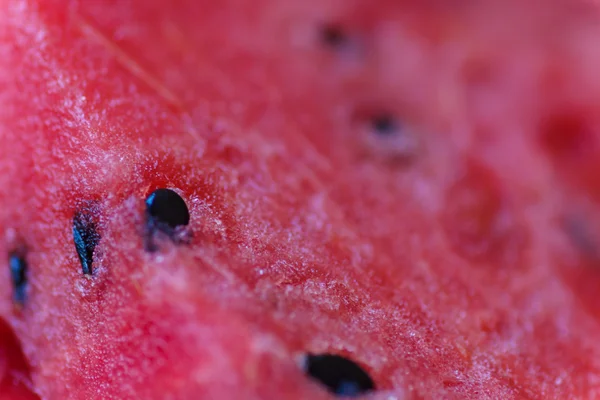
2, 0, 600, 399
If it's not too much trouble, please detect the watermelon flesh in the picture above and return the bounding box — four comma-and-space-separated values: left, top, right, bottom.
3, 0, 600, 398
0, 320, 37, 400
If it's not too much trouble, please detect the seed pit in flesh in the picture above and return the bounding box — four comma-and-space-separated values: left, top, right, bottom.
304, 353, 375, 397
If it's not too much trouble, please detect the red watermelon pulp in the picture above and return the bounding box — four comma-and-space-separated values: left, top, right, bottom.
2, 0, 600, 398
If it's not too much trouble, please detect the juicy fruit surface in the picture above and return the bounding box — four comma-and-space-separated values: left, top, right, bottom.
2, 0, 600, 399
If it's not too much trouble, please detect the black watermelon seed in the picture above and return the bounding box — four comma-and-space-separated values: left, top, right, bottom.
371, 113, 399, 136
73, 210, 100, 275
145, 188, 190, 231
320, 24, 349, 49
9, 253, 27, 304
305, 353, 375, 397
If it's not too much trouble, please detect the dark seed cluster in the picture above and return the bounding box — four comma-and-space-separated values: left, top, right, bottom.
320, 22, 404, 162
11, 194, 378, 394
72, 188, 379, 395
6, 19, 389, 395
316, 20, 382, 394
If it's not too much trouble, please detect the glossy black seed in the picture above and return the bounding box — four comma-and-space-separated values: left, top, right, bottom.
73, 210, 100, 275
9, 253, 27, 304
305, 353, 375, 397
320, 24, 348, 48
145, 188, 190, 231
371, 114, 398, 136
